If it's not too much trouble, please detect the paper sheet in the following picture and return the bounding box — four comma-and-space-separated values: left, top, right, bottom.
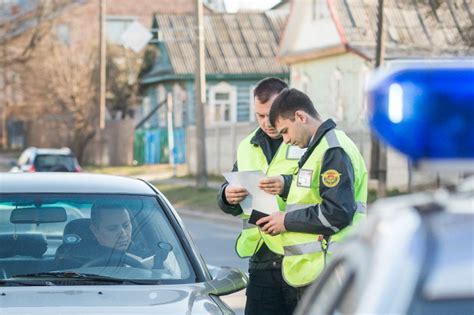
223, 170, 279, 215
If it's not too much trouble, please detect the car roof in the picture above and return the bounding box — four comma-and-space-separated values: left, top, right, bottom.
26, 147, 73, 156
0, 173, 156, 195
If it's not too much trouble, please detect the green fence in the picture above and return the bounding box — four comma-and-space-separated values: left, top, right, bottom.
133, 128, 186, 165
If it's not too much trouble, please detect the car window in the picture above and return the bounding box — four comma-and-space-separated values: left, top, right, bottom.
34, 155, 77, 171
0, 194, 196, 284
409, 297, 474, 315
408, 212, 474, 315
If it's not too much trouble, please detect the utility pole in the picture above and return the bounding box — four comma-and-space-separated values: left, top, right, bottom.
1, 0, 9, 149
370, 0, 387, 197
194, 0, 208, 188
1, 43, 8, 149
99, 0, 106, 130
98, 0, 107, 165
167, 92, 176, 177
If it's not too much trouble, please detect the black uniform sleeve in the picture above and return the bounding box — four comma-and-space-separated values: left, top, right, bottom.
284, 148, 356, 235
217, 162, 243, 216
280, 175, 293, 200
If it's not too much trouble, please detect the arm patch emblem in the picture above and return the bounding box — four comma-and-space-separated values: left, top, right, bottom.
321, 169, 341, 187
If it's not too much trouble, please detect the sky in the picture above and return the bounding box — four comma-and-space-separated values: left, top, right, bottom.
223, 0, 281, 12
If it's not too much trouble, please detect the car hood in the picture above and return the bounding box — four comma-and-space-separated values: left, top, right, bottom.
0, 284, 229, 314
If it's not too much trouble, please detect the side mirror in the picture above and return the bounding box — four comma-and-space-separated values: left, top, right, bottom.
9, 160, 17, 167
205, 265, 248, 296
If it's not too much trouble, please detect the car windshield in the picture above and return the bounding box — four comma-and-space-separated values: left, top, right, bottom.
34, 155, 76, 171
0, 193, 195, 284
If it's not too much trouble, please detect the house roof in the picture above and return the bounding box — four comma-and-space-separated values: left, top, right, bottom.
333, 0, 473, 59
279, 0, 473, 63
145, 11, 289, 80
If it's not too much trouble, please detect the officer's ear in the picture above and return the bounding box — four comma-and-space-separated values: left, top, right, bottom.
294, 110, 307, 123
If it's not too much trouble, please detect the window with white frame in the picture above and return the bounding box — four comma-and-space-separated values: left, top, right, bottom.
312, 0, 330, 20
209, 82, 236, 124
106, 16, 137, 44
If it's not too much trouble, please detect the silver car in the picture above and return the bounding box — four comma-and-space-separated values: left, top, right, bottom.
0, 173, 247, 314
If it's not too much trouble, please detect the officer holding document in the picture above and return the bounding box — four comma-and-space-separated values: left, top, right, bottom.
217, 78, 304, 315
257, 88, 368, 296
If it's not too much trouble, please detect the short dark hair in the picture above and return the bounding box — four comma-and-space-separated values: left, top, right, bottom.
253, 77, 288, 103
269, 88, 319, 127
90, 203, 128, 227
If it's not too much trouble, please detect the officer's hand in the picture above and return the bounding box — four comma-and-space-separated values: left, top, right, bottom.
258, 176, 284, 195
257, 212, 286, 235
225, 186, 248, 205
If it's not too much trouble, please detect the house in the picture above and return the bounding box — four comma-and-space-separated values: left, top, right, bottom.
278, 0, 473, 189
138, 8, 289, 174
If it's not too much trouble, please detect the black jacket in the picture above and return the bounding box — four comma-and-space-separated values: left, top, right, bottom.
284, 119, 357, 235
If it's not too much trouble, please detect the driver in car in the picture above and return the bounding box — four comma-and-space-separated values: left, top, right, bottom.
89, 203, 132, 252
56, 203, 173, 270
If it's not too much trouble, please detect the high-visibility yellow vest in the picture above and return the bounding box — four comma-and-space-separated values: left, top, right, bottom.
234, 129, 303, 258
281, 129, 368, 287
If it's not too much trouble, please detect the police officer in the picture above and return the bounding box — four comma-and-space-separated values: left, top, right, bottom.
217, 78, 301, 315
257, 88, 368, 292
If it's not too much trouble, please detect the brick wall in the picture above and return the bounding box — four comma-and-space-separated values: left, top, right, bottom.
107, 0, 210, 26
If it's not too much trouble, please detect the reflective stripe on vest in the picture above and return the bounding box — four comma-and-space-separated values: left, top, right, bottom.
356, 202, 367, 214
286, 202, 366, 214
325, 129, 340, 148
284, 241, 323, 256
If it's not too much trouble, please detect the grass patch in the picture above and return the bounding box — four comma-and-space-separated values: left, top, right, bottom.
84, 164, 181, 176
176, 173, 225, 182
155, 183, 220, 212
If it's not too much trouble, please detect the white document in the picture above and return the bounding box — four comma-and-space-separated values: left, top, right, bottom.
223, 170, 279, 215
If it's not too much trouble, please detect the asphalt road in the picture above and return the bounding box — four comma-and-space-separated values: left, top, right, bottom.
182, 216, 248, 315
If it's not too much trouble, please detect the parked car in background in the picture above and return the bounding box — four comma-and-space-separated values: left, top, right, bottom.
0, 173, 247, 314
295, 63, 474, 315
9, 147, 81, 172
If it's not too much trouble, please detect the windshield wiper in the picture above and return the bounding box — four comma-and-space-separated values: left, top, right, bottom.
8, 271, 158, 285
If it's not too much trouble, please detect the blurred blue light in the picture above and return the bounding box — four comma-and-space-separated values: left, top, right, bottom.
367, 63, 474, 163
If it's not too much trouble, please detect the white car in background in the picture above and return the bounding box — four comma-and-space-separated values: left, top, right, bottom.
10, 147, 81, 172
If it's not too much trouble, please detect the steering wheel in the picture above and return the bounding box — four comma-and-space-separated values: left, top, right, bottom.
81, 253, 147, 269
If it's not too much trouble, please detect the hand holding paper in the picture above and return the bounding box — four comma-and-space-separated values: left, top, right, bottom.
258, 175, 284, 195
225, 186, 248, 205
223, 171, 279, 215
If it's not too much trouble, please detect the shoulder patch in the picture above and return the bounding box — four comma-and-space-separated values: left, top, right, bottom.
321, 169, 341, 188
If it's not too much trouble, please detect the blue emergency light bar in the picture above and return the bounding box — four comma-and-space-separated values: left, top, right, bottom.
367, 62, 474, 167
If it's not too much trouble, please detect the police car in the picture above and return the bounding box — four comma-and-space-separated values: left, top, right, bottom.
295, 63, 474, 315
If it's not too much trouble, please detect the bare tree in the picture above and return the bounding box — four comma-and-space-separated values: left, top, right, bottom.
22, 39, 99, 163
106, 44, 153, 120
0, 0, 75, 148
0, 0, 72, 67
